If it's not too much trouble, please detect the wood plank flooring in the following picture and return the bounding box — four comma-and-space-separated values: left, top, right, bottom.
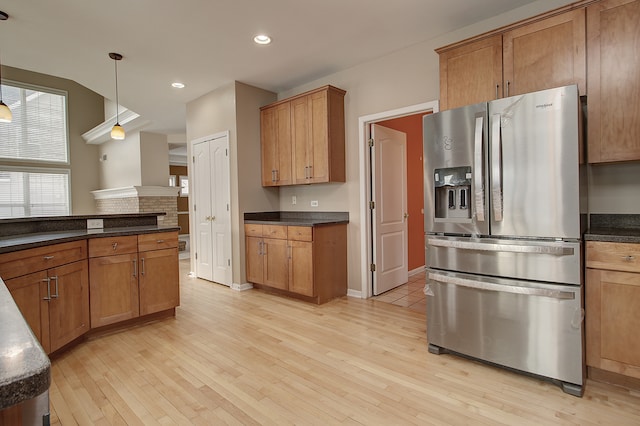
49, 260, 640, 425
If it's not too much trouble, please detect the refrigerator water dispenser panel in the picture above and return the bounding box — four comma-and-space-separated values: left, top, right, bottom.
434, 166, 472, 222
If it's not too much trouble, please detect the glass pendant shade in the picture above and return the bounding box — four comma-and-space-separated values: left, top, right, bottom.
111, 123, 125, 140
0, 101, 11, 123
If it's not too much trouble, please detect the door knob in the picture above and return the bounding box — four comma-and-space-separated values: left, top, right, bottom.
404, 213, 409, 219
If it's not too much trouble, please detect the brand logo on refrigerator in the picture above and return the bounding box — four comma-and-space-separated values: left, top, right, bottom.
438, 135, 454, 151
536, 103, 554, 109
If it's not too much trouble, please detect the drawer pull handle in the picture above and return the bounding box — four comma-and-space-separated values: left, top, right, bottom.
157, 239, 165, 243
43, 255, 54, 260
623, 255, 636, 261
112, 242, 118, 250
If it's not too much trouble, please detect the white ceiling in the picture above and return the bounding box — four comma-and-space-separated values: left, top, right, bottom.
1, 0, 540, 136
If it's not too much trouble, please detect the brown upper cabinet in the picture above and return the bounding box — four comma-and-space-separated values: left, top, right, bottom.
587, 0, 640, 163
260, 85, 346, 186
437, 8, 586, 110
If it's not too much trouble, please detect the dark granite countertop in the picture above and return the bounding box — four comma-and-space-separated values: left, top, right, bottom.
0, 278, 50, 410
244, 211, 349, 226
0, 225, 180, 254
585, 214, 640, 243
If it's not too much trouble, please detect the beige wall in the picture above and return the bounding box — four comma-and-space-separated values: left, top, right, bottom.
2, 66, 104, 215
140, 132, 169, 186
99, 132, 143, 187
186, 81, 278, 285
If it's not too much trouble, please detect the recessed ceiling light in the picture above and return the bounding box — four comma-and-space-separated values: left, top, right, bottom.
253, 34, 271, 45
171, 82, 185, 89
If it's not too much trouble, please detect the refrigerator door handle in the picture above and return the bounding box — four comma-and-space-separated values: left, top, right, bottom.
491, 114, 503, 221
427, 272, 575, 300
427, 237, 575, 256
473, 116, 485, 221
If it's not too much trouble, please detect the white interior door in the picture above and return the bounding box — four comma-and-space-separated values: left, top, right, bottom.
192, 133, 232, 286
372, 124, 408, 295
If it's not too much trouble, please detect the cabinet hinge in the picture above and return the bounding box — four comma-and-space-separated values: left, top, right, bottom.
369, 201, 375, 210
195, 252, 198, 260
226, 148, 228, 156
228, 259, 231, 266
192, 155, 195, 164
370, 263, 376, 272
227, 204, 229, 211
194, 204, 196, 212
368, 138, 374, 147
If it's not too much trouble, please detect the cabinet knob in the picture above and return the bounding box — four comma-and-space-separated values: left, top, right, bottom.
622, 255, 636, 261
112, 242, 118, 250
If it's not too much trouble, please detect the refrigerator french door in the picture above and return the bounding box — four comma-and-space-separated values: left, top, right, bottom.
423, 85, 586, 396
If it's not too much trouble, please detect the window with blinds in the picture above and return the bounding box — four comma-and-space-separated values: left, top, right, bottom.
0, 81, 71, 218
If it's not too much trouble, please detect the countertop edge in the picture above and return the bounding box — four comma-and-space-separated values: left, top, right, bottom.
0, 226, 181, 254
243, 219, 349, 226
585, 227, 640, 244
0, 279, 51, 410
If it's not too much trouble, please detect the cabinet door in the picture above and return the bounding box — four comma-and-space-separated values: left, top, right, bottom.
586, 268, 640, 379
292, 91, 331, 184
260, 103, 292, 186
89, 253, 139, 328
503, 9, 586, 97
438, 34, 503, 110
263, 238, 288, 290
289, 240, 314, 297
245, 236, 264, 284
587, 0, 640, 163
291, 95, 313, 183
47, 260, 90, 353
5, 271, 47, 346
139, 248, 179, 315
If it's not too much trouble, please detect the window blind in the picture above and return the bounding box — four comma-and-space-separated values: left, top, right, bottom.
0, 83, 68, 163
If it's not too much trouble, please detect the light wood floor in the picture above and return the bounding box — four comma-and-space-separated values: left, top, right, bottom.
49, 260, 640, 425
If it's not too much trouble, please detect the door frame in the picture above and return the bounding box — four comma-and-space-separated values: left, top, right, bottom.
358, 101, 438, 299
189, 131, 233, 285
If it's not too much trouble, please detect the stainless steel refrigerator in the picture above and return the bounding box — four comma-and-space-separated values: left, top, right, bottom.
423, 85, 587, 396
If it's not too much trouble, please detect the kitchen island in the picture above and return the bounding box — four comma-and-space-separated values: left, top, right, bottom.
0, 277, 50, 424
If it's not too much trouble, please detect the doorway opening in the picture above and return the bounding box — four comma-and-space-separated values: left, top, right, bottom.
358, 101, 438, 299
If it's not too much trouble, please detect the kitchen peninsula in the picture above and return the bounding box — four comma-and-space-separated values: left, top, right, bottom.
0, 213, 180, 355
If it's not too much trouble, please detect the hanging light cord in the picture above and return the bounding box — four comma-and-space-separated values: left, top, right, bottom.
0, 49, 4, 102
114, 57, 119, 124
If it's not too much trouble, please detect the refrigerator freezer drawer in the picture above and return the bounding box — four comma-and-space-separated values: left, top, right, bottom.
427, 236, 582, 285
426, 269, 584, 390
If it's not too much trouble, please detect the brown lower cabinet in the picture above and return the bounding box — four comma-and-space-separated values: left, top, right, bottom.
2, 241, 90, 354
1, 231, 179, 355
89, 232, 180, 327
586, 241, 640, 385
245, 223, 347, 304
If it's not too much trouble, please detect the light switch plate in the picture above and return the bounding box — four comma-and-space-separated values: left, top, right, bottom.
310, 200, 319, 207
87, 218, 104, 229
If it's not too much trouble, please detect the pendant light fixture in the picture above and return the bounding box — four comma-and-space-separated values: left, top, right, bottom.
0, 11, 12, 124
109, 52, 125, 140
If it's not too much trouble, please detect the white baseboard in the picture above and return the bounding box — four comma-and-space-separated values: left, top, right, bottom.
409, 266, 426, 276
231, 282, 253, 292
347, 288, 363, 299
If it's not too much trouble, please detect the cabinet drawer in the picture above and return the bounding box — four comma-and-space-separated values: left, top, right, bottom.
263, 225, 287, 239
245, 224, 263, 237
88, 235, 138, 258
288, 226, 312, 241
586, 241, 640, 273
138, 231, 178, 252
0, 240, 87, 280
